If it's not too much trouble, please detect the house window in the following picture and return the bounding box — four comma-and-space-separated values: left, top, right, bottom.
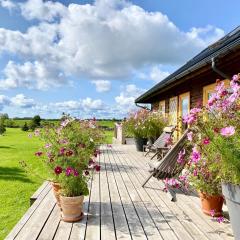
159, 100, 165, 116
203, 80, 230, 106
169, 96, 178, 126
178, 92, 190, 135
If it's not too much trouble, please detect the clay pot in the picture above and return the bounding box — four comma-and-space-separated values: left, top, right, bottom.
199, 192, 224, 217
51, 182, 61, 208
60, 195, 84, 222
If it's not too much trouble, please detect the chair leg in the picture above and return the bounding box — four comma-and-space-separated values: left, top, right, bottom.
151, 152, 158, 160
142, 171, 155, 187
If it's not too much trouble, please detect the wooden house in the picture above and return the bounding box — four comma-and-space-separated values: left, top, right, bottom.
135, 26, 240, 135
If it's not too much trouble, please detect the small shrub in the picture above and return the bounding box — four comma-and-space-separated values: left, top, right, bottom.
21, 122, 29, 131
0, 121, 6, 135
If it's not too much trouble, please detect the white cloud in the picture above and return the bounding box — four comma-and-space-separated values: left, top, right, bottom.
0, 0, 16, 10
115, 84, 145, 109
0, 0, 224, 90
11, 94, 36, 108
0, 60, 66, 90
20, 0, 67, 21
149, 65, 170, 82
0, 93, 35, 110
82, 98, 104, 110
91, 80, 111, 92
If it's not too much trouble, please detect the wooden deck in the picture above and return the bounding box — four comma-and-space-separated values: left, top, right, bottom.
6, 145, 234, 240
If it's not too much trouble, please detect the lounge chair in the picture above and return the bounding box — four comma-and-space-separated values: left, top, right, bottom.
143, 126, 175, 160
142, 130, 188, 188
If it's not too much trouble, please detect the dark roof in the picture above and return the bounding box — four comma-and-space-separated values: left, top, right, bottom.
135, 26, 240, 103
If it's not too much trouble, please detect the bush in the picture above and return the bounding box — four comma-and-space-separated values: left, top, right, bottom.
28, 121, 38, 131
21, 122, 29, 131
0, 120, 6, 135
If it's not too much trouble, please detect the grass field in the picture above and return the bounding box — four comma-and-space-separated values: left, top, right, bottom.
0, 122, 114, 239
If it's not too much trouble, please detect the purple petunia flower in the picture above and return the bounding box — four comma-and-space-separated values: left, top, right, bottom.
217, 216, 224, 223
191, 146, 201, 163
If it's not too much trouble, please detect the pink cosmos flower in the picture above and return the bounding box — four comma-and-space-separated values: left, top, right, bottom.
34, 129, 40, 136
59, 139, 69, 144
210, 209, 215, 217
45, 143, 52, 148
177, 149, 186, 165
35, 151, 43, 157
193, 169, 198, 176
73, 170, 79, 177
202, 138, 210, 145
84, 170, 89, 176
187, 131, 193, 142
66, 167, 73, 176
220, 126, 235, 137
59, 147, 66, 155
217, 216, 224, 223
191, 147, 201, 163
66, 150, 74, 157
54, 166, 62, 175
88, 159, 95, 166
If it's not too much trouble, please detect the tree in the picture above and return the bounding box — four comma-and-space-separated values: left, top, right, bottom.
32, 115, 41, 126
21, 122, 29, 131
0, 119, 6, 135
29, 121, 38, 131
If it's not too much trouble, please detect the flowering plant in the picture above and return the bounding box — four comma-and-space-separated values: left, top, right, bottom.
179, 75, 240, 194
123, 109, 167, 139
22, 116, 103, 197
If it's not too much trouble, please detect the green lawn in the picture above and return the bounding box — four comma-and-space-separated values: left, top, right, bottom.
0, 128, 46, 240
0, 125, 114, 239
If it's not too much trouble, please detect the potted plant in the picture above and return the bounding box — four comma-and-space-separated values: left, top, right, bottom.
180, 76, 240, 237
123, 109, 148, 151
21, 116, 102, 222
123, 109, 167, 151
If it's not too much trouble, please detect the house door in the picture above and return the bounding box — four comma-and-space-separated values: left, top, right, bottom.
178, 92, 190, 136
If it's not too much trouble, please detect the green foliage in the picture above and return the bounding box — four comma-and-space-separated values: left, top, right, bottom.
123, 109, 167, 139
0, 119, 6, 135
32, 115, 41, 126
21, 122, 29, 132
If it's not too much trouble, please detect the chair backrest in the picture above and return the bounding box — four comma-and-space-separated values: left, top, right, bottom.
152, 125, 175, 149
153, 130, 188, 178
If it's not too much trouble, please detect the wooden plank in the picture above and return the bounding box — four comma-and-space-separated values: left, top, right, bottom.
53, 221, 72, 240
103, 147, 132, 240
99, 146, 116, 240
124, 145, 233, 240
14, 191, 56, 240
30, 181, 50, 205
5, 182, 52, 240
106, 147, 147, 240
113, 147, 179, 240
84, 154, 101, 240
37, 205, 60, 240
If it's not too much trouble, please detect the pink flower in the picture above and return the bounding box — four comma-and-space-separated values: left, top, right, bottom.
165, 136, 173, 146
202, 138, 210, 145
187, 131, 193, 141
65, 167, 73, 176
73, 170, 79, 177
34, 129, 40, 136
191, 147, 201, 163
59, 147, 66, 155
88, 159, 95, 166
35, 151, 43, 157
45, 143, 52, 148
193, 169, 198, 176
210, 209, 215, 217
54, 166, 62, 175
59, 138, 69, 144
84, 170, 89, 176
177, 149, 186, 165
217, 216, 224, 223
220, 126, 235, 137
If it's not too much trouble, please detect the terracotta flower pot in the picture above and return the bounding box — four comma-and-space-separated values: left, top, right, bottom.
51, 182, 61, 208
60, 195, 84, 222
199, 192, 224, 217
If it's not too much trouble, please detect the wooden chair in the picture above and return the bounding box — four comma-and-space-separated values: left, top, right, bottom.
143, 126, 175, 160
142, 130, 188, 188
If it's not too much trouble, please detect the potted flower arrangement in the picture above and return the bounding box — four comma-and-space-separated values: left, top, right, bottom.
22, 116, 103, 222
179, 75, 240, 237
123, 109, 167, 151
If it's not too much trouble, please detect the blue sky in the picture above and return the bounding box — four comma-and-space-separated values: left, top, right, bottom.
0, 0, 239, 119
